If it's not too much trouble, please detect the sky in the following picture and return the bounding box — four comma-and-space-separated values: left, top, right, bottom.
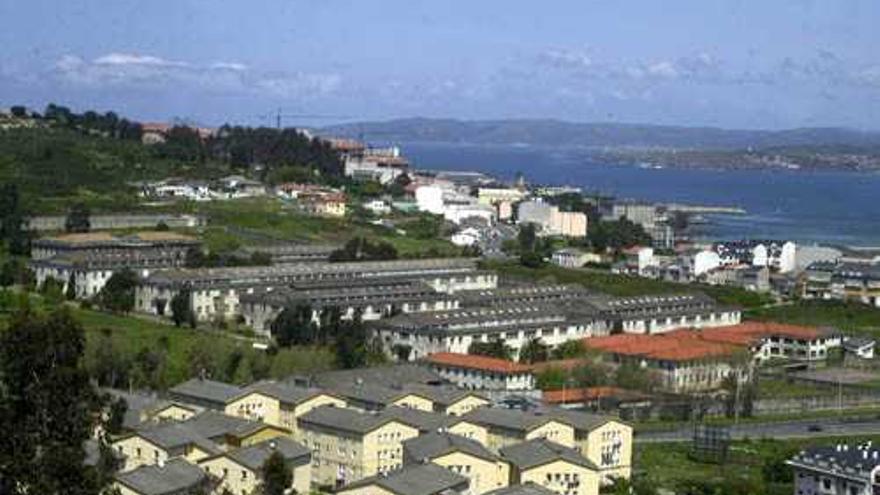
2, 0, 880, 130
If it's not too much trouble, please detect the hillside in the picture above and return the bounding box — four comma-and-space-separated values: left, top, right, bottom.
321, 117, 880, 151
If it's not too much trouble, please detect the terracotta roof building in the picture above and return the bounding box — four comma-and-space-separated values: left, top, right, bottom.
424, 353, 535, 391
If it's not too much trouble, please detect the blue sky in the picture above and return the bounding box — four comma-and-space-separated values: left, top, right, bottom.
2, 0, 880, 129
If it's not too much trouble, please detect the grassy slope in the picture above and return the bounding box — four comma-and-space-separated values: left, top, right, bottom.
637, 435, 880, 495
194, 198, 460, 257
747, 300, 880, 335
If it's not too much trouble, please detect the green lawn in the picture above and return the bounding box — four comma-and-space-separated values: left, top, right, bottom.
746, 300, 880, 335
636, 435, 880, 495
0, 292, 337, 388
193, 198, 461, 258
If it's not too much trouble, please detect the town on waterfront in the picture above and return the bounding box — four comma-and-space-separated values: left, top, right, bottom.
4, 2, 880, 495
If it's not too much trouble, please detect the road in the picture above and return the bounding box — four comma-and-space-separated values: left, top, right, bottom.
636, 416, 880, 443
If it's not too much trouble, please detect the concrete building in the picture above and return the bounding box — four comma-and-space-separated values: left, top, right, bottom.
714, 240, 797, 274
424, 353, 536, 392
518, 201, 587, 238
787, 443, 880, 495
462, 408, 632, 484
23, 213, 206, 232
113, 459, 206, 495
499, 439, 599, 495
297, 406, 422, 487
801, 262, 880, 307
30, 231, 200, 299
375, 304, 608, 361
198, 437, 312, 495
343, 148, 410, 184
112, 411, 288, 471
336, 462, 471, 495
551, 249, 604, 269
224, 381, 346, 436
403, 432, 510, 494
239, 281, 460, 336
478, 188, 527, 207
415, 186, 446, 215
135, 258, 491, 323
585, 293, 741, 335
298, 191, 347, 217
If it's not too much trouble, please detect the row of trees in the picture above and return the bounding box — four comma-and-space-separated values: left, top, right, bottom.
40, 103, 144, 141
270, 304, 383, 369
328, 237, 398, 262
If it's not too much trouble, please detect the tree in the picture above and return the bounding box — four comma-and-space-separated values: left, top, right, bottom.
614, 361, 658, 392
519, 338, 549, 364
65, 202, 91, 233
259, 451, 292, 495
105, 396, 129, 436
518, 223, 538, 253
270, 304, 315, 347
0, 307, 103, 494
170, 289, 194, 327
468, 337, 513, 360
9, 105, 27, 118
551, 340, 587, 360
329, 237, 398, 262
97, 269, 138, 313
66, 272, 78, 300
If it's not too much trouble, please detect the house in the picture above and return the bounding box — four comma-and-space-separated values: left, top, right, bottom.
518, 201, 587, 238
364, 198, 392, 215
224, 381, 346, 435
582, 333, 744, 393
335, 462, 470, 495
787, 443, 880, 495
214, 175, 267, 198
424, 353, 536, 391
843, 337, 876, 360
199, 437, 312, 495
499, 439, 600, 495
485, 484, 559, 495
112, 411, 289, 471
29, 231, 200, 299
296, 406, 421, 487
168, 378, 243, 411
113, 459, 206, 495
688, 322, 842, 364
402, 432, 510, 494
451, 227, 482, 247
551, 249, 604, 269
462, 408, 632, 483
298, 191, 347, 217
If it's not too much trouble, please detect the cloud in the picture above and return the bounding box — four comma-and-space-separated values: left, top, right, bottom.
538, 48, 593, 70
51, 52, 340, 99
93, 53, 190, 68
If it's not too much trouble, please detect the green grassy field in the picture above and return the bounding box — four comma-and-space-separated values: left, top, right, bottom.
747, 300, 880, 335
636, 435, 880, 495
193, 198, 461, 257
0, 292, 337, 388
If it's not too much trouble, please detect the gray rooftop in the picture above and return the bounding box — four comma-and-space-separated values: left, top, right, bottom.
341, 462, 469, 495
403, 431, 499, 463
145, 258, 478, 287
298, 406, 399, 435
788, 443, 880, 480
234, 380, 334, 406
115, 459, 206, 495
484, 484, 558, 495
499, 438, 597, 471
226, 437, 311, 471
310, 364, 445, 390
463, 407, 614, 434
168, 378, 242, 407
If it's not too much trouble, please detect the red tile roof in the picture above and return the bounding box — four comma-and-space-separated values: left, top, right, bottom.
425, 353, 532, 374
542, 387, 647, 404
582, 321, 832, 363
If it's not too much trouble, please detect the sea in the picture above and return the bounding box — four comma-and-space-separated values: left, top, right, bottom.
402, 141, 880, 247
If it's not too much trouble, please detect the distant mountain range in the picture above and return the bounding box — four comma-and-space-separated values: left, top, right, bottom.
321, 118, 880, 151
